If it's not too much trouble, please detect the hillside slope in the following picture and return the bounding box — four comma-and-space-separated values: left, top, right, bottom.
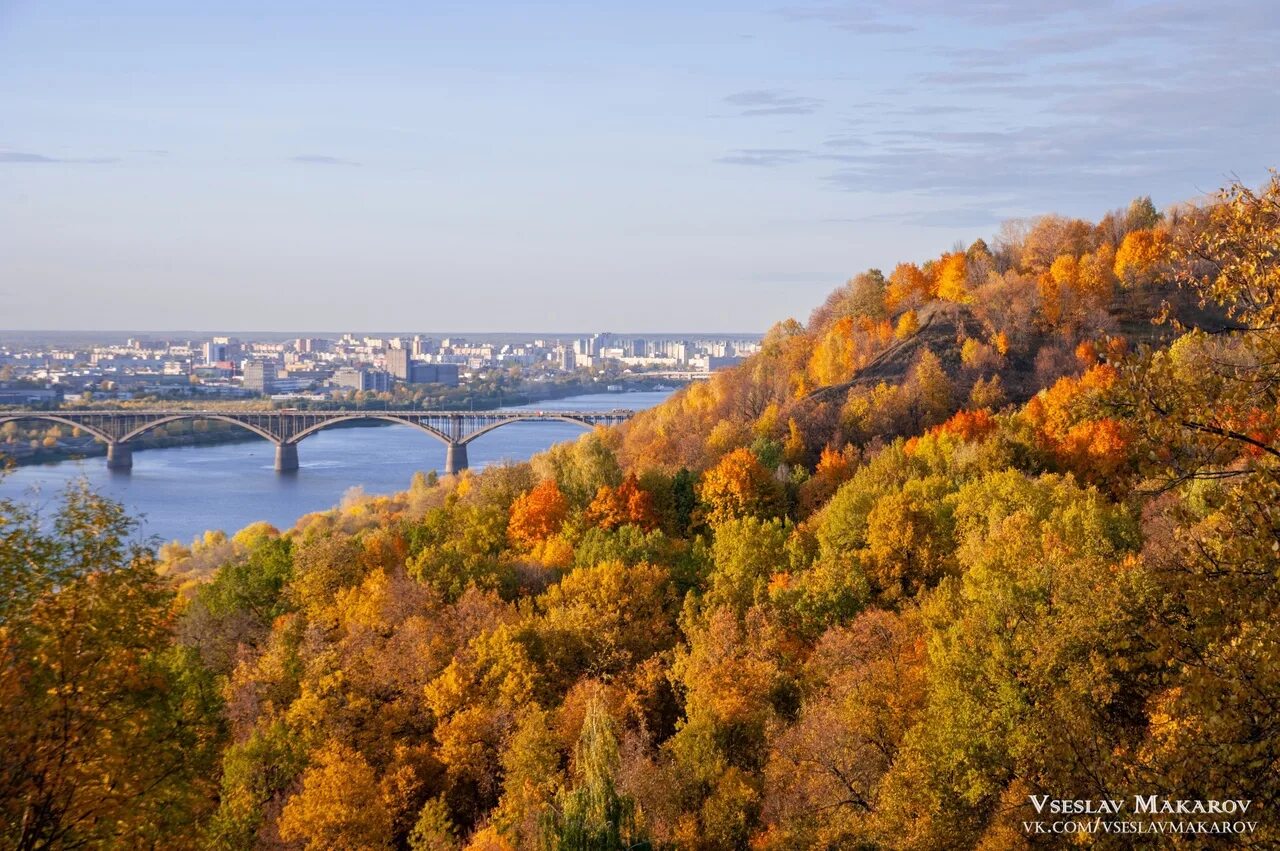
14, 177, 1278, 851
618, 198, 1228, 472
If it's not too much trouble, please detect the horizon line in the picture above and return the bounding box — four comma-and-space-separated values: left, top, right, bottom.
0, 328, 769, 338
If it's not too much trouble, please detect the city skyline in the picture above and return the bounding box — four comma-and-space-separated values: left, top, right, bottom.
0, 327, 768, 339
3, 1, 1277, 332
0, 329, 759, 407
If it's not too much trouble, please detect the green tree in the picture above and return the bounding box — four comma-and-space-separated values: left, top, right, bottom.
205, 721, 308, 849
671, 467, 699, 534
533, 431, 623, 508
409, 797, 459, 851
706, 516, 787, 614
875, 471, 1142, 846
185, 533, 293, 673
542, 692, 650, 850
861, 487, 953, 603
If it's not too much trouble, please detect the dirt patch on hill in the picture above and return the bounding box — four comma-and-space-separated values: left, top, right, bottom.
802, 284, 1222, 411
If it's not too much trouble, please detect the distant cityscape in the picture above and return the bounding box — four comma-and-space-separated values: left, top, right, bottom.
0, 331, 762, 405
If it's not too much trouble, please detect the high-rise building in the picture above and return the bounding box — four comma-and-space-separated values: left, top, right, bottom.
412, 336, 436, 358
242, 361, 278, 393
386, 347, 410, 380
589, 332, 614, 357
331, 367, 360, 391
202, 337, 241, 365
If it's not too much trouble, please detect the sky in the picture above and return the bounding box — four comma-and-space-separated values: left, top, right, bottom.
1, 0, 1277, 333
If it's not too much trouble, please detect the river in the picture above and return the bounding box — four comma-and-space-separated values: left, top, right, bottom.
0, 390, 674, 545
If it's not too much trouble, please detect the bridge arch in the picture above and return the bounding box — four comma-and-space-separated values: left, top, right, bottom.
0, 414, 115, 445
459, 414, 600, 445
289, 414, 452, 446
120, 414, 280, 444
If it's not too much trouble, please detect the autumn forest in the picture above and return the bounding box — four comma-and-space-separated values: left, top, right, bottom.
4, 174, 1279, 849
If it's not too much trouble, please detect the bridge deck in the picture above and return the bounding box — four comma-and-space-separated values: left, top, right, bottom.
0, 408, 636, 473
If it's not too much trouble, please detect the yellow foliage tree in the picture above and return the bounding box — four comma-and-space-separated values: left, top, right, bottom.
894, 310, 919, 339
933, 253, 970, 303
1048, 253, 1078, 289
808, 316, 858, 387
278, 741, 393, 851
1077, 243, 1117, 305
1114, 227, 1169, 284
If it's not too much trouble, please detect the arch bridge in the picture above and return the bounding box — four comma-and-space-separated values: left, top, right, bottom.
0, 409, 633, 474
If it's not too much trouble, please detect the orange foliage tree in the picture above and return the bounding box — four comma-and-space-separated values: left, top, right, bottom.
797, 444, 859, 516
1023, 365, 1133, 482
585, 473, 659, 531
698, 447, 783, 526
507, 479, 569, 549
931, 408, 998, 442
885, 263, 929, 312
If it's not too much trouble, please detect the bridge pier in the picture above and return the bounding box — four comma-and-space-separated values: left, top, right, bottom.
274, 442, 299, 472
444, 441, 468, 476
106, 441, 133, 470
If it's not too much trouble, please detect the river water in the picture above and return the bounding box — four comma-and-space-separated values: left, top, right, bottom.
0, 390, 673, 545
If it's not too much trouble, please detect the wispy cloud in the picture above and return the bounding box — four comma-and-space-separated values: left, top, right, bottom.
779, 0, 1108, 29
848, 205, 1010, 228
917, 69, 1026, 86
822, 135, 870, 149
777, 6, 915, 34
749, 0, 1280, 213
0, 149, 119, 164
716, 148, 810, 167
290, 154, 360, 166
724, 89, 823, 116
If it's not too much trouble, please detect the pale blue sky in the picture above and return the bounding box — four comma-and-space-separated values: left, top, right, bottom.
2, 0, 1276, 332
